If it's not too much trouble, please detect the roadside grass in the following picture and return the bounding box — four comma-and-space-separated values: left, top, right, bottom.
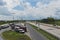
0, 22, 7, 25
55, 21, 60, 26
2, 30, 31, 40
29, 24, 59, 40
40, 21, 60, 26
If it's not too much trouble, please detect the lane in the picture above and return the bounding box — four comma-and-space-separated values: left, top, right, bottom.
26, 24, 47, 40
0, 25, 11, 40
0, 36, 3, 40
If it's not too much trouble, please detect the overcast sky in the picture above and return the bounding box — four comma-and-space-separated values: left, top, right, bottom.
0, 0, 60, 20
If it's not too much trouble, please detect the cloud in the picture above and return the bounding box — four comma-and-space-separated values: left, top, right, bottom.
0, 0, 6, 6
13, 5, 24, 11
9, 0, 60, 20
3, 0, 20, 11
0, 0, 60, 20
0, 7, 12, 16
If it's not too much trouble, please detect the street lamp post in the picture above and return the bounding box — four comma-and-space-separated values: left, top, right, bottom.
13, 16, 14, 21
12, 13, 15, 23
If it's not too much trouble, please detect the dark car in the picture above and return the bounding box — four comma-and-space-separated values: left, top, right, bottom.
14, 28, 19, 32
0, 27, 1, 30
20, 26, 27, 32
14, 27, 25, 33
9, 23, 15, 29
1, 25, 9, 29
15, 24, 27, 32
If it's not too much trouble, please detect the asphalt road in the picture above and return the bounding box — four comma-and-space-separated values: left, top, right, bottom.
0, 26, 11, 40
26, 24, 47, 40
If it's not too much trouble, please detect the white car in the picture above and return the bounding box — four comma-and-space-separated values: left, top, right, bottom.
15, 27, 20, 29
18, 29, 25, 33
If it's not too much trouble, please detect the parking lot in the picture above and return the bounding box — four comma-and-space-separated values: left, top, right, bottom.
0, 23, 27, 40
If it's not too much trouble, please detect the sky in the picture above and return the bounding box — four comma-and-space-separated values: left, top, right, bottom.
0, 0, 60, 20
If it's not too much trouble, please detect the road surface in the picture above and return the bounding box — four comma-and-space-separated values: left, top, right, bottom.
0, 26, 11, 40
26, 23, 47, 40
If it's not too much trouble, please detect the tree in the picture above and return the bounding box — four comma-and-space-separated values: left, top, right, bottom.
47, 17, 55, 23
41, 17, 55, 24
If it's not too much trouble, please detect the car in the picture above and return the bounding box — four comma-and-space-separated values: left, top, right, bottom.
15, 25, 21, 27
14, 27, 20, 32
9, 23, 15, 29
9, 23, 15, 26
15, 25, 27, 32
14, 26, 25, 33
0, 27, 1, 30
1, 26, 6, 29
14, 28, 19, 32
1, 25, 9, 29
14, 28, 25, 33
18, 29, 25, 33
20, 26, 27, 32
5, 25, 9, 28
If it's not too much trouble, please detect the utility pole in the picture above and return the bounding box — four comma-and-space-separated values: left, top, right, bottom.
12, 13, 15, 23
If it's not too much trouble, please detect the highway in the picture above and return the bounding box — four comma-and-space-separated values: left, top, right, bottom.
26, 23, 47, 40
0, 23, 47, 40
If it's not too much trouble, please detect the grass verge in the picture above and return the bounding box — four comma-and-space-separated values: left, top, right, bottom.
2, 30, 31, 40
29, 24, 59, 40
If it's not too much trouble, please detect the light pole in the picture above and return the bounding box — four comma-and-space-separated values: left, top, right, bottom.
17, 16, 19, 23
12, 13, 15, 23
19, 16, 21, 23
